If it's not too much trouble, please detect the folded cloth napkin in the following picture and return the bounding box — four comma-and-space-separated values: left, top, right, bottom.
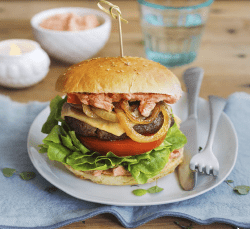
0, 92, 250, 229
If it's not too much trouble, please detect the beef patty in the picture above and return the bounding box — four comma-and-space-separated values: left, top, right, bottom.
64, 111, 175, 141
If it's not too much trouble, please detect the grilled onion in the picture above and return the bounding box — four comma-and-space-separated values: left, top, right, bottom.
115, 102, 170, 143
120, 100, 161, 124
91, 107, 119, 123
82, 104, 99, 118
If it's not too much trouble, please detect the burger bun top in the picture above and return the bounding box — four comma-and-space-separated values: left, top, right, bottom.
55, 56, 182, 101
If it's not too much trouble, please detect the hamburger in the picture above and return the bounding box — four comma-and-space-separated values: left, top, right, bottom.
39, 56, 187, 185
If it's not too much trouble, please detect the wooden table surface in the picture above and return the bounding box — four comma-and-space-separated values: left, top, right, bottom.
1, 0, 249, 228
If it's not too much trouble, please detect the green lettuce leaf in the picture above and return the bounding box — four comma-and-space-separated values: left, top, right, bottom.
163, 121, 187, 152
128, 148, 171, 184
38, 144, 48, 154
39, 97, 187, 184
41, 96, 67, 134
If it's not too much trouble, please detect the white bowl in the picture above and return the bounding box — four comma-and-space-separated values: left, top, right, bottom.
31, 7, 111, 64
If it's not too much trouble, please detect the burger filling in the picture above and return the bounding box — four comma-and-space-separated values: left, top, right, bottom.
39, 95, 187, 184
65, 93, 173, 144
86, 148, 183, 177
64, 107, 174, 141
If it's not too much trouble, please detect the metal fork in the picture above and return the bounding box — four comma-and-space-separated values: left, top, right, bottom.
190, 95, 227, 176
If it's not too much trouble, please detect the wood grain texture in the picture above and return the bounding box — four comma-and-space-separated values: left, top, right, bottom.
0, 1, 248, 228
0, 0, 249, 103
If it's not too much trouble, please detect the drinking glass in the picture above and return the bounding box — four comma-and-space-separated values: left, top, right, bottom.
138, 0, 214, 67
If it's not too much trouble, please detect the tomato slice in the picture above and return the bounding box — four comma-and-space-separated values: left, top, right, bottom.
79, 135, 166, 157
67, 93, 81, 104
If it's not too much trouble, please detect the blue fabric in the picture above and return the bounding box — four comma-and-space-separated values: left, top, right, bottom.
0, 92, 250, 229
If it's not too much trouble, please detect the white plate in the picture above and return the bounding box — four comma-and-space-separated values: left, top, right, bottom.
27, 93, 238, 206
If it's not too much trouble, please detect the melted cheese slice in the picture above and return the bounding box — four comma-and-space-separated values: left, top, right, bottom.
61, 103, 125, 136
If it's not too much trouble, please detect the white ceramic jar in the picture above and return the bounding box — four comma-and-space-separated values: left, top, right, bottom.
0, 39, 50, 88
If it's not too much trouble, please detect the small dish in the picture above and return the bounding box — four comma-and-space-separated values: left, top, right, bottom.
31, 7, 111, 64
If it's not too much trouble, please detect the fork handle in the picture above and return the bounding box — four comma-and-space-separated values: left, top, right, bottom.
183, 67, 204, 118
206, 95, 227, 149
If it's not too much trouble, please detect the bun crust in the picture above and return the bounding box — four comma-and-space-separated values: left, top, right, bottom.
55, 56, 182, 100
64, 148, 183, 186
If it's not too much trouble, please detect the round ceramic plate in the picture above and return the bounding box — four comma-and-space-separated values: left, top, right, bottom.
27, 93, 238, 206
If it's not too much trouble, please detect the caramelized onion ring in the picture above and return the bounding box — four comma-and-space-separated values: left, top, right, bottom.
115, 102, 170, 143
121, 100, 161, 124
91, 107, 119, 122
82, 104, 98, 118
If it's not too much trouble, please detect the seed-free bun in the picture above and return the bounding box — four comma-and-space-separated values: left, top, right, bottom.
64, 148, 183, 186
55, 56, 182, 101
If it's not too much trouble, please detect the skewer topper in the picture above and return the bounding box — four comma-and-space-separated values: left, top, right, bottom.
97, 0, 128, 57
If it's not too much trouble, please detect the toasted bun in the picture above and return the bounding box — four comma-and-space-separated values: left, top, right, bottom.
55, 56, 182, 101
64, 148, 183, 186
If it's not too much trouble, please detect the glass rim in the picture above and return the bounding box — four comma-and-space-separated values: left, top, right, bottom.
137, 0, 214, 10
